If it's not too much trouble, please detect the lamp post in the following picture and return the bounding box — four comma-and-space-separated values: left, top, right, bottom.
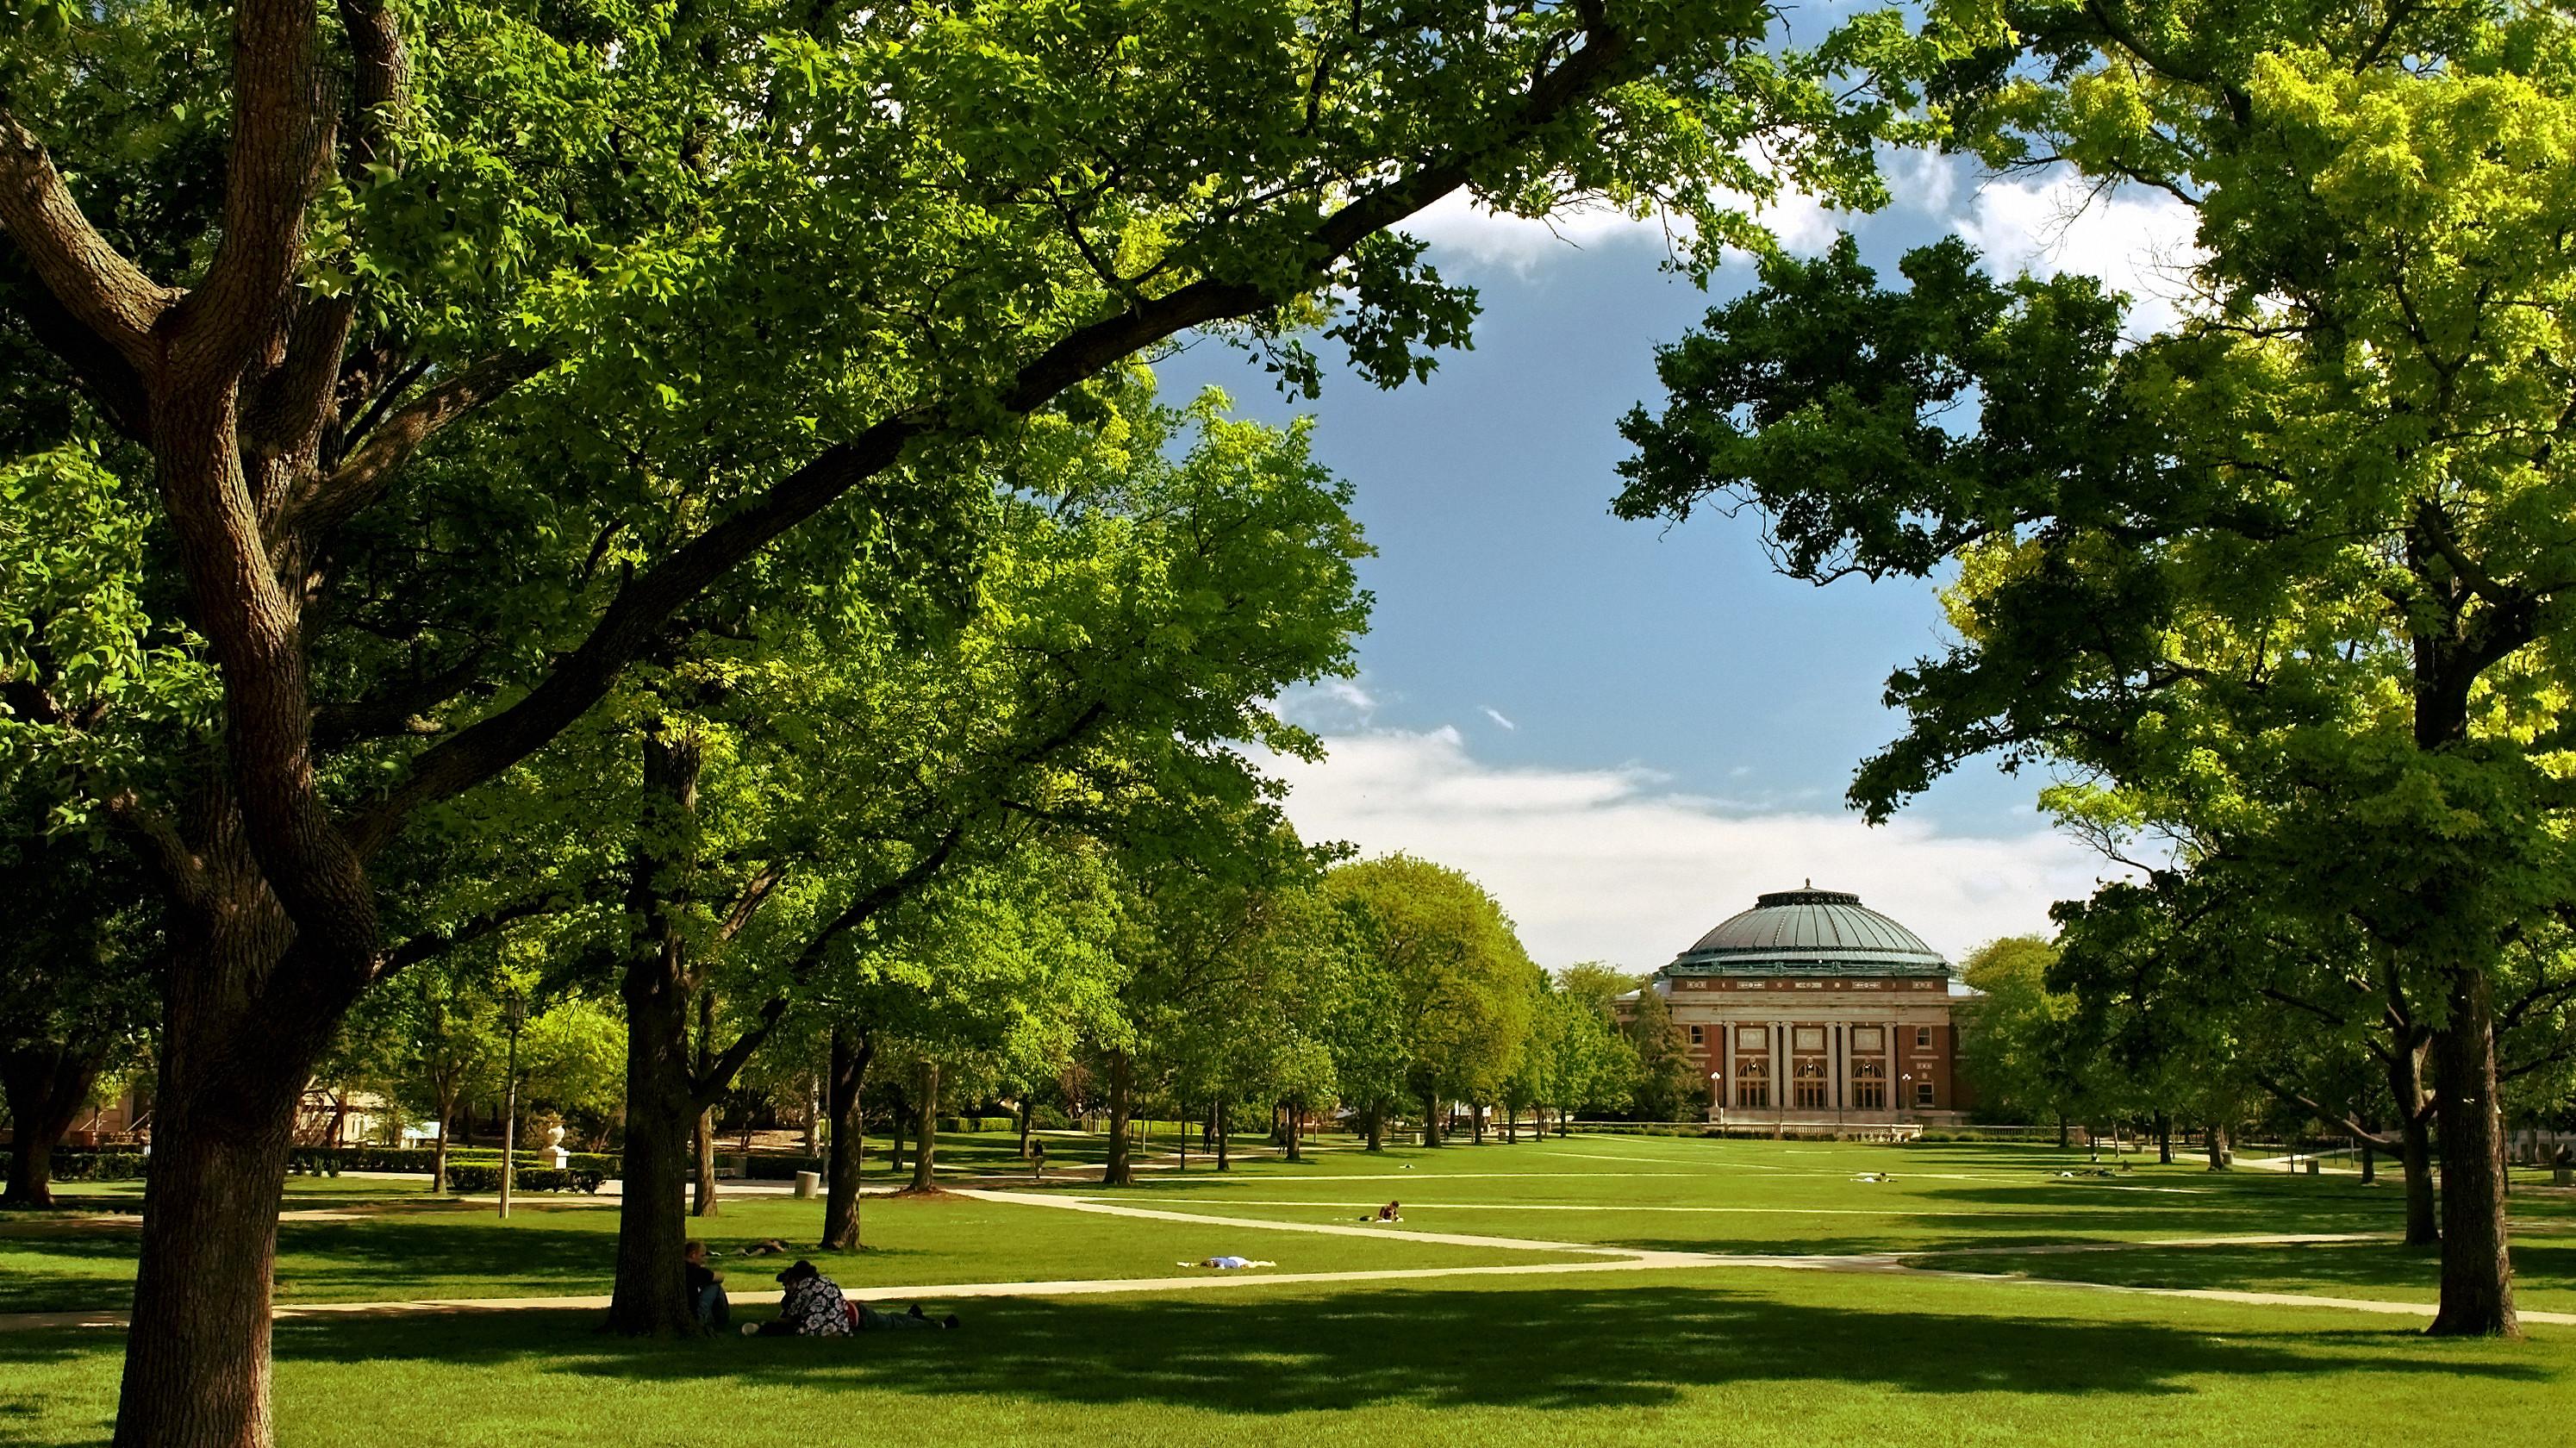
498, 990, 527, 1220
1709, 1071, 1724, 1130
1899, 1073, 1912, 1140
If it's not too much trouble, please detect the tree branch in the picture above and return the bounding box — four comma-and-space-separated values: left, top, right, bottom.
345, 15, 1642, 853
284, 350, 550, 540
167, 0, 334, 374
0, 109, 175, 364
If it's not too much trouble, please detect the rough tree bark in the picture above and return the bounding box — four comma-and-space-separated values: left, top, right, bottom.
1, 1040, 104, 1208
2154, 1111, 2172, 1167
2428, 971, 2519, 1337
1282, 1101, 1301, 1163
820, 1022, 870, 1250
1421, 1088, 1443, 1146
1362, 1102, 1383, 1152
909, 1060, 939, 1192
1103, 1050, 1133, 1187
2205, 1120, 2230, 1170
605, 730, 705, 1338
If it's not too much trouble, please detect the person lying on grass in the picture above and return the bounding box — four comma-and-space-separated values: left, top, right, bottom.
683, 1240, 729, 1330
1178, 1256, 1276, 1270
739, 1260, 959, 1335
741, 1260, 851, 1337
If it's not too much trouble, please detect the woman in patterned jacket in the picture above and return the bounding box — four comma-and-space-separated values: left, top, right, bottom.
740, 1260, 851, 1337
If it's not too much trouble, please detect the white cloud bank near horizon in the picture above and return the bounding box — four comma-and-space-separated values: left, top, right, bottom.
1264, 724, 2118, 974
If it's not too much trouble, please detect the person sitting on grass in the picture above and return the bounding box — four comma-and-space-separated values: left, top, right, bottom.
683, 1240, 729, 1330
740, 1260, 852, 1337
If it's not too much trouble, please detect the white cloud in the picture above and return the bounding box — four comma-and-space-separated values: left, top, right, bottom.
1954, 174, 2206, 338
1269, 727, 2117, 972
1276, 677, 1379, 730
1401, 178, 1840, 277
1481, 707, 1519, 731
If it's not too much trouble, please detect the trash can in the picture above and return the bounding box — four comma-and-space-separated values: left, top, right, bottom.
794, 1170, 820, 1199
2305, 1158, 2320, 1176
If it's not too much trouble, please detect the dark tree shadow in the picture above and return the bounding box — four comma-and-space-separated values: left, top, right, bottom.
122, 1279, 2551, 1417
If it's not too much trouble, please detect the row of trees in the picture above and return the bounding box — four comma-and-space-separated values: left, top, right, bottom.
1, 3, 1940, 1441
1615, 0, 2576, 1338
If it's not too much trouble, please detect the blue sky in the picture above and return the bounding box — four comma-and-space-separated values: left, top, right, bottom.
1161, 153, 2200, 972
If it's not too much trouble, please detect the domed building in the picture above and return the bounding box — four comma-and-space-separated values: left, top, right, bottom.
1618, 884, 1971, 1132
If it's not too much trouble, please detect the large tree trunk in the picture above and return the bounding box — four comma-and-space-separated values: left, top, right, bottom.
2205, 1120, 2230, 1170
1282, 1101, 1301, 1163
1363, 1102, 1383, 1152
114, 886, 326, 1448
1103, 1050, 1134, 1187
1421, 1088, 1443, 1146
2428, 972, 2518, 1336
605, 730, 704, 1338
909, 1060, 939, 1191
1018, 1097, 1035, 1160
1469, 1103, 1485, 1145
2154, 1110, 2172, 1166
2, 1041, 102, 1208
820, 1023, 870, 1250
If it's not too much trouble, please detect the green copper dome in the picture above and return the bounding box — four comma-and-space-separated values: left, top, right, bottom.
1664, 884, 1948, 977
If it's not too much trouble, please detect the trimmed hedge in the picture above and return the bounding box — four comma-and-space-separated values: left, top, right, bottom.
26, 1148, 149, 1183
290, 1145, 619, 1176
442, 1164, 606, 1195
739, 1153, 826, 1182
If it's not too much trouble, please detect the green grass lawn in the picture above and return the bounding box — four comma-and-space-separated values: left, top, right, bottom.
3, 1266, 2566, 1447
9, 1131, 2573, 1445
0, 1189, 1594, 1315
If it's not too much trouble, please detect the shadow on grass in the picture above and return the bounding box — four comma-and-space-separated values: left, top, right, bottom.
0, 1280, 2520, 1417
1928, 1238, 2576, 1303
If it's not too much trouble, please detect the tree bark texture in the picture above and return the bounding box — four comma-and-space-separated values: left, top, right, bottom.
2205, 1120, 2230, 1170
1103, 1050, 1133, 1187
114, 884, 321, 1448
2428, 972, 2519, 1336
1421, 1089, 1443, 1146
820, 1023, 870, 1250
2154, 1111, 2172, 1167
1362, 1102, 1382, 1152
605, 730, 704, 1338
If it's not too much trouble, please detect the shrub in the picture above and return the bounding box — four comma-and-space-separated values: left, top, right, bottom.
35, 1148, 149, 1183
441, 1164, 605, 1194
741, 1154, 826, 1181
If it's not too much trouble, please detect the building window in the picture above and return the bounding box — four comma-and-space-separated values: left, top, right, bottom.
1915, 1082, 1936, 1108
1793, 1026, 1824, 1052
1851, 1027, 1884, 1052
1688, 1024, 1705, 1046
1850, 1060, 1886, 1111
1734, 1058, 1770, 1109
1736, 1026, 1768, 1051
1916, 1026, 1933, 1048
1792, 1059, 1828, 1110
